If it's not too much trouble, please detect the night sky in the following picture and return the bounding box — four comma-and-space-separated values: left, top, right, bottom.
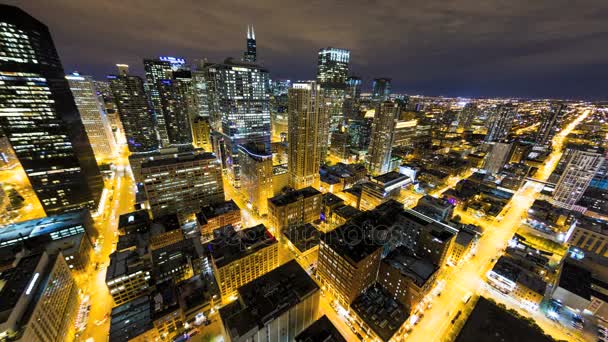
9, 0, 608, 100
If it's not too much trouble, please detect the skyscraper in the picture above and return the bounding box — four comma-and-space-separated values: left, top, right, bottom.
66, 72, 117, 162
458, 103, 478, 130
243, 25, 257, 63
204, 58, 271, 184
0, 5, 103, 215
144, 57, 192, 146
535, 103, 563, 146
367, 101, 400, 175
238, 143, 273, 215
316, 48, 350, 85
553, 148, 604, 209
346, 76, 362, 99
108, 65, 159, 152
372, 78, 391, 102
288, 82, 325, 189
485, 104, 517, 142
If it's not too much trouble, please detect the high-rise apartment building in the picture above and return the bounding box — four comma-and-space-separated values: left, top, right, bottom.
204, 58, 271, 183
191, 116, 212, 151
485, 104, 517, 142
372, 78, 391, 102
535, 103, 563, 146
0, 5, 103, 215
66, 72, 117, 162
140, 151, 224, 217
208, 224, 279, 300
243, 25, 257, 63
367, 101, 399, 175
458, 103, 478, 130
0, 252, 79, 342
484, 142, 513, 175
108, 65, 159, 152
238, 143, 273, 216
553, 148, 604, 209
288, 82, 325, 189
268, 187, 322, 235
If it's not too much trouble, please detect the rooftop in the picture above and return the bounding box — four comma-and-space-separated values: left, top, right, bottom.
382, 246, 437, 288
118, 210, 150, 231
150, 282, 180, 320
372, 171, 409, 187
0, 253, 44, 318
455, 229, 476, 247
323, 193, 344, 207
109, 296, 153, 341
333, 204, 362, 220
207, 224, 276, 268
268, 187, 321, 207
197, 200, 240, 224
351, 284, 409, 342
220, 260, 319, 340
455, 297, 553, 342
295, 315, 346, 342
282, 223, 320, 253
322, 219, 383, 265
106, 250, 149, 282
140, 151, 216, 169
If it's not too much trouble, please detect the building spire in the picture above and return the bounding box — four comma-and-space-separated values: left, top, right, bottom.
247, 25, 251, 39
251, 25, 255, 40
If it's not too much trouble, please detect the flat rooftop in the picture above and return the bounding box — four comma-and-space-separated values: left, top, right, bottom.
220, 260, 319, 340
197, 200, 240, 223
207, 224, 276, 268
383, 246, 437, 287
333, 204, 362, 220
455, 297, 553, 342
118, 210, 150, 230
106, 250, 148, 282
0, 253, 43, 318
282, 223, 320, 253
372, 171, 409, 186
268, 187, 321, 207
322, 219, 383, 265
140, 151, 216, 169
109, 295, 153, 341
323, 193, 344, 207
351, 284, 409, 342
455, 229, 476, 247
0, 210, 89, 247
295, 315, 346, 342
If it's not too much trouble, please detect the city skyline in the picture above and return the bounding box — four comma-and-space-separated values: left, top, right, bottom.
7, 0, 608, 100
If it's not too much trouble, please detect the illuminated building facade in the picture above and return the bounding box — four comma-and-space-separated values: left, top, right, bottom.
204, 58, 271, 183
485, 103, 517, 142
106, 250, 152, 306
140, 151, 224, 217
191, 116, 212, 151
197, 200, 242, 241
208, 224, 279, 300
288, 81, 325, 189
238, 143, 273, 216
0, 5, 103, 215
367, 101, 399, 175
267, 187, 322, 234
108, 65, 159, 152
553, 148, 604, 209
535, 103, 563, 146
316, 48, 350, 85
66, 72, 117, 162
346, 76, 362, 99
0, 252, 78, 342
458, 103, 478, 130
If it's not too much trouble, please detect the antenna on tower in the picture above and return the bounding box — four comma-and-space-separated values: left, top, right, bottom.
247, 25, 251, 39
251, 25, 255, 40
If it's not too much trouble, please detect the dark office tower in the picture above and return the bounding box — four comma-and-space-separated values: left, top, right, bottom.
368, 101, 399, 175
143, 57, 188, 147
372, 78, 391, 102
157, 70, 194, 146
485, 103, 517, 142
346, 76, 362, 99
204, 58, 271, 184
535, 103, 563, 146
458, 103, 478, 130
108, 65, 159, 152
316, 48, 350, 85
288, 82, 326, 190
0, 5, 103, 215
243, 25, 257, 63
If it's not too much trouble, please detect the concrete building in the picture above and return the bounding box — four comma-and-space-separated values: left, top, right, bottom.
238, 143, 273, 216
140, 151, 224, 218
197, 200, 242, 241
413, 195, 455, 222
485, 104, 517, 142
208, 225, 279, 301
484, 142, 513, 175
267, 187, 322, 235
379, 246, 438, 310
106, 250, 152, 306
0, 252, 78, 342
288, 81, 326, 189
295, 315, 346, 342
191, 116, 212, 151
317, 221, 383, 306
66, 72, 117, 162
219, 260, 320, 342
487, 255, 547, 311
450, 229, 477, 265
566, 216, 608, 257
360, 172, 409, 211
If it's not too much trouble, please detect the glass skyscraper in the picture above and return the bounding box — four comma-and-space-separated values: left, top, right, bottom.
0, 5, 103, 215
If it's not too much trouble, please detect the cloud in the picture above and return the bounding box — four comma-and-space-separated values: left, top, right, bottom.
8, 0, 608, 99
